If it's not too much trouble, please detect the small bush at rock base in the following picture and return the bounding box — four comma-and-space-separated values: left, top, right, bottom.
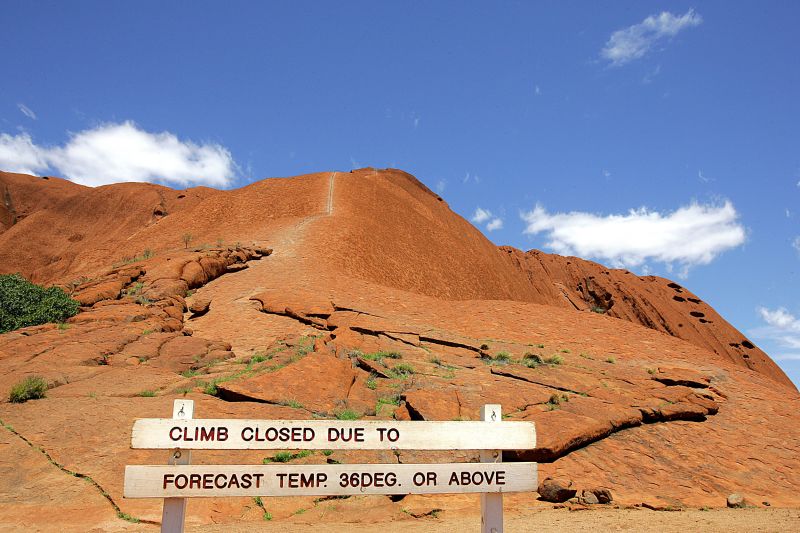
9, 376, 48, 403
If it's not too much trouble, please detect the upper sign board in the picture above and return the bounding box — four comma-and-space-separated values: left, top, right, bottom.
131, 419, 537, 451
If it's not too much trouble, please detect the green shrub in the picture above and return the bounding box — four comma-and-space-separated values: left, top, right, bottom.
9, 376, 48, 403
117, 511, 140, 523
524, 352, 543, 362
543, 354, 563, 365
377, 395, 400, 407
388, 363, 415, 378
545, 393, 569, 410
126, 282, 144, 296
0, 274, 80, 334
250, 353, 268, 364
137, 390, 156, 397
335, 409, 360, 420
494, 351, 512, 362
203, 379, 220, 396
264, 450, 313, 464
523, 353, 543, 368
361, 351, 402, 366
273, 451, 294, 463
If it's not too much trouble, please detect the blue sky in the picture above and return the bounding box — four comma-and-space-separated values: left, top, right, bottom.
1, 1, 799, 386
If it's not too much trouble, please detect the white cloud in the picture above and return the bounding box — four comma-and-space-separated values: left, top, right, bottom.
472, 207, 492, 224
759, 307, 800, 331
602, 9, 703, 66
793, 236, 800, 253
486, 218, 503, 232
435, 179, 446, 194
521, 201, 745, 272
773, 353, 800, 361
642, 64, 661, 84
0, 121, 236, 187
0, 132, 49, 175
471, 207, 504, 233
17, 103, 37, 120
752, 307, 800, 361
463, 172, 480, 184
534, 85, 541, 96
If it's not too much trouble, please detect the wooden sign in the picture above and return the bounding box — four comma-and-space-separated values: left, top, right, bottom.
131, 418, 536, 450
124, 401, 537, 533
124, 462, 537, 498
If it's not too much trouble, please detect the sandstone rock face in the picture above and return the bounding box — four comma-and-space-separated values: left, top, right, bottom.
0, 168, 798, 531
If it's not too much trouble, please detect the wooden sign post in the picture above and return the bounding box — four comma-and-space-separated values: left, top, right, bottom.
161, 399, 193, 533
124, 401, 536, 532
480, 404, 503, 533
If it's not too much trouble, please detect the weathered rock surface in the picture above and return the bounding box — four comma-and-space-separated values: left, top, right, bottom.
218, 353, 360, 415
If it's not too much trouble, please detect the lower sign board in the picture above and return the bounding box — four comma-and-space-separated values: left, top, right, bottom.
124, 462, 537, 498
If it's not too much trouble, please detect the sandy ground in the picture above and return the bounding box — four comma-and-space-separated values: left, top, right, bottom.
164, 508, 800, 533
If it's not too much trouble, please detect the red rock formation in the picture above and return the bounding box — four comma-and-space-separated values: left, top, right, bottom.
1, 167, 798, 530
